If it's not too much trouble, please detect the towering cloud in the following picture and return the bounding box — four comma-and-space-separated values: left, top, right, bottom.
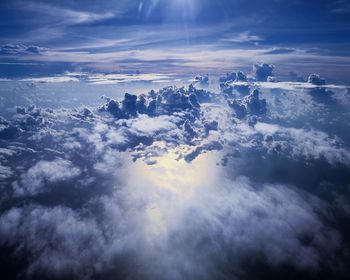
308, 73, 326, 85
253, 63, 275, 81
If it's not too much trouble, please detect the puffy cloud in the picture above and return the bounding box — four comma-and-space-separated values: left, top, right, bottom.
228, 89, 267, 118
193, 74, 209, 87
99, 93, 138, 118
220, 71, 251, 96
14, 158, 81, 196
129, 114, 179, 137
236, 71, 248, 82
255, 123, 350, 165
253, 63, 275, 82
219, 71, 237, 83
220, 70, 247, 84
0, 63, 350, 279
305, 74, 335, 102
0, 175, 344, 279
100, 86, 209, 121
164, 178, 341, 277
0, 205, 116, 278
308, 73, 326, 85
182, 119, 197, 139
204, 120, 218, 134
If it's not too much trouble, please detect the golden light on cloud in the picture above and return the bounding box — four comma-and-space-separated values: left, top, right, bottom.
131, 143, 220, 197
124, 143, 222, 241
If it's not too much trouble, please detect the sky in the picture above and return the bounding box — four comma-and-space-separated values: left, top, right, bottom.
0, 0, 350, 82
1, 1, 350, 280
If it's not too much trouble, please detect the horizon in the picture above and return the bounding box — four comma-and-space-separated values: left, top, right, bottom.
1, 1, 350, 280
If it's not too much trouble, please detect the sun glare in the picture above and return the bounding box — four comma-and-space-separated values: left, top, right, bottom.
129, 144, 220, 197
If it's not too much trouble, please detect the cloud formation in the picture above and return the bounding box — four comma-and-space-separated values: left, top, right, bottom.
13, 158, 81, 196
253, 63, 275, 82
0, 44, 46, 55
0, 62, 350, 280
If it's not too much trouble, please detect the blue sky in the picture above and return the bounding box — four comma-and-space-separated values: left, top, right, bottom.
0, 0, 350, 81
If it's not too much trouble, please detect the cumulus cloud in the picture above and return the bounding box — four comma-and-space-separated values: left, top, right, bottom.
0, 205, 116, 278
220, 70, 251, 96
220, 70, 247, 84
0, 63, 349, 279
129, 114, 180, 136
228, 89, 267, 118
255, 123, 350, 165
308, 73, 326, 86
13, 158, 81, 196
253, 63, 275, 82
193, 74, 209, 87
167, 178, 341, 276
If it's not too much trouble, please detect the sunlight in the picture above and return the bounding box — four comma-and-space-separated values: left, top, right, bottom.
126, 144, 222, 241
131, 144, 220, 197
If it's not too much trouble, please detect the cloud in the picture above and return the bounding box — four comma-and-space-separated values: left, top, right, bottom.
193, 74, 209, 87
167, 178, 341, 275
100, 85, 206, 122
255, 123, 350, 166
0, 44, 46, 55
1, 40, 349, 82
18, 1, 116, 26
264, 48, 297, 55
0, 62, 350, 279
330, 0, 350, 14
0, 164, 14, 179
221, 32, 263, 43
308, 73, 326, 85
0, 205, 116, 278
129, 115, 180, 137
253, 63, 275, 82
228, 89, 267, 118
0, 175, 344, 279
14, 158, 81, 196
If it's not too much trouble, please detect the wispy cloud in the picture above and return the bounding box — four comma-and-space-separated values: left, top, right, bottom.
330, 0, 350, 14
18, 1, 116, 25
221, 32, 263, 44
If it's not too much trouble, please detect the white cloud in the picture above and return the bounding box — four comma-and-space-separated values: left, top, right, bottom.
0, 164, 13, 179
19, 1, 115, 25
221, 32, 263, 43
0, 172, 342, 279
255, 123, 350, 165
129, 115, 180, 136
0, 67, 349, 279
14, 158, 81, 196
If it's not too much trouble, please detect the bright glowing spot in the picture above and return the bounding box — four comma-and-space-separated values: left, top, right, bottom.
124, 145, 221, 241
132, 145, 219, 196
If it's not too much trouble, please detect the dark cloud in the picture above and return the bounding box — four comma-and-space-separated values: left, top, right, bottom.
228, 89, 267, 118
220, 70, 250, 97
253, 63, 275, 82
308, 73, 326, 85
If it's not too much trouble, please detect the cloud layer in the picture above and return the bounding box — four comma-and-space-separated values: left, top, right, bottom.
0, 63, 350, 279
